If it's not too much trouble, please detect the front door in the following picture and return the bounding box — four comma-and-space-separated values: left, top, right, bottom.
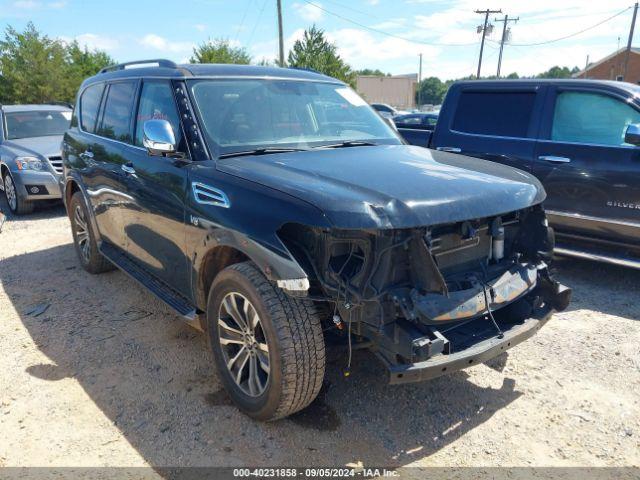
534, 87, 640, 247
120, 80, 191, 297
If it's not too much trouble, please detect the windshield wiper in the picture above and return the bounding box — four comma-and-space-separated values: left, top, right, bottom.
313, 140, 378, 149
218, 147, 309, 159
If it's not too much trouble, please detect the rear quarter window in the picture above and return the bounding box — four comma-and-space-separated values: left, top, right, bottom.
80, 83, 105, 133
452, 91, 537, 138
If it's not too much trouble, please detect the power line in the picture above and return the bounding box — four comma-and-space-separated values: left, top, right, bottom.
300, 0, 479, 47
246, 0, 269, 51
234, 0, 253, 42
321, 0, 382, 20
490, 6, 632, 47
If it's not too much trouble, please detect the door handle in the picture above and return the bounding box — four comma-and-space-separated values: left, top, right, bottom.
80, 150, 94, 159
539, 155, 571, 164
121, 163, 136, 175
436, 146, 462, 153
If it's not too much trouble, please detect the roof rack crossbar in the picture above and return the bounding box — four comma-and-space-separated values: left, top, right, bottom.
99, 59, 179, 74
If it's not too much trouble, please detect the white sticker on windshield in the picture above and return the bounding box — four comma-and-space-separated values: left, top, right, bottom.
61, 111, 72, 120
335, 87, 367, 107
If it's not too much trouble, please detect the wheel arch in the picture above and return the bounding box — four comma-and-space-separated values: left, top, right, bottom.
64, 174, 102, 244
192, 230, 312, 312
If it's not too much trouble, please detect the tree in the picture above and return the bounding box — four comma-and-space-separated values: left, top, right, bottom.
537, 65, 579, 79
65, 40, 113, 82
0, 23, 68, 103
287, 26, 355, 87
0, 23, 114, 104
416, 77, 447, 105
190, 38, 251, 64
356, 68, 389, 76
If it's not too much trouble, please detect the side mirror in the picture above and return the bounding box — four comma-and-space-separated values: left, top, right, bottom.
143, 119, 177, 155
624, 123, 640, 146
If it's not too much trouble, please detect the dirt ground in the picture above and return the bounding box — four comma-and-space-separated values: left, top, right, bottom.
0, 199, 639, 471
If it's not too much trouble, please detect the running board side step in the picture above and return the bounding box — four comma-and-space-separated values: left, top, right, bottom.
554, 246, 640, 270
100, 243, 198, 320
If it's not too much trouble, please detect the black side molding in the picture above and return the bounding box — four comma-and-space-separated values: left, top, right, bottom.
100, 243, 197, 320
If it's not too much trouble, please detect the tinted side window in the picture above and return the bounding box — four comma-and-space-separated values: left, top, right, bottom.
452, 91, 536, 138
552, 91, 640, 146
80, 83, 105, 133
135, 81, 182, 148
98, 81, 137, 143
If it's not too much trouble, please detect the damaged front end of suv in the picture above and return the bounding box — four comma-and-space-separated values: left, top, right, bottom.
279, 205, 570, 383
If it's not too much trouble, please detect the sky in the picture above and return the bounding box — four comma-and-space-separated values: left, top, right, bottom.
0, 0, 638, 80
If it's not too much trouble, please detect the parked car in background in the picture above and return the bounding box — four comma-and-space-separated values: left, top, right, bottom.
411, 79, 640, 269
394, 112, 439, 147
0, 104, 71, 214
62, 60, 569, 421
370, 102, 409, 119
370, 103, 397, 118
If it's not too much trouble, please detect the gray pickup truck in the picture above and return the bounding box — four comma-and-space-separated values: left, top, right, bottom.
0, 104, 71, 214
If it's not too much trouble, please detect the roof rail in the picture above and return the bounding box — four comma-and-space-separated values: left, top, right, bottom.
99, 59, 179, 74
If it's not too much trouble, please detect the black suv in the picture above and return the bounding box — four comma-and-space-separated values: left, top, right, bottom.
62, 60, 570, 421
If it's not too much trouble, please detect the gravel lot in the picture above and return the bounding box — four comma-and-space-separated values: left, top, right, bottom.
0, 198, 639, 470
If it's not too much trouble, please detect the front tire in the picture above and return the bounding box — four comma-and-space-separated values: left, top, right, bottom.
69, 191, 114, 274
207, 262, 325, 421
3, 172, 34, 215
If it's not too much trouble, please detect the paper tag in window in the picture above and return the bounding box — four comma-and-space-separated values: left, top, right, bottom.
336, 88, 367, 107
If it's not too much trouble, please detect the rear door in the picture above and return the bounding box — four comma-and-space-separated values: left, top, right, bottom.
119, 80, 191, 297
88, 80, 139, 250
431, 84, 546, 172
534, 86, 640, 245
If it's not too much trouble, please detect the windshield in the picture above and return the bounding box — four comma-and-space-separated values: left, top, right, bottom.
4, 110, 72, 140
189, 79, 401, 155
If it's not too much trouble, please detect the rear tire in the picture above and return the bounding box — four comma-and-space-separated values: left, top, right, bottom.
3, 173, 34, 215
69, 191, 114, 274
207, 262, 325, 421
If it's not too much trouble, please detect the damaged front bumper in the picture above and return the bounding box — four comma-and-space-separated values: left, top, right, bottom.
378, 279, 571, 385
382, 305, 552, 384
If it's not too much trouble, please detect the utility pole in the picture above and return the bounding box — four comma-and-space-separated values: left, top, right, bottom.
277, 0, 285, 67
584, 54, 589, 79
623, 2, 638, 81
418, 53, 423, 108
475, 9, 501, 79
495, 15, 518, 78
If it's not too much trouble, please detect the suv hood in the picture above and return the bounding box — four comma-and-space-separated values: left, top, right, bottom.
217, 145, 545, 229
2, 136, 63, 158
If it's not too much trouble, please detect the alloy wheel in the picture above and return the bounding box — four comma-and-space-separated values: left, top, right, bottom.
4, 175, 16, 211
217, 292, 270, 397
74, 205, 90, 263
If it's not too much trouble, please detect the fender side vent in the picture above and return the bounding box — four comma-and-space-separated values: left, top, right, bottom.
192, 182, 230, 208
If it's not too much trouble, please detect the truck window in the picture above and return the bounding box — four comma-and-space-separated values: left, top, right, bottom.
452, 91, 536, 138
97, 81, 137, 143
551, 91, 640, 146
80, 83, 105, 134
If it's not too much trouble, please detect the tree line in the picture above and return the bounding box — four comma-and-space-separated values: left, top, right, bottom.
415, 66, 580, 105
0, 22, 580, 105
